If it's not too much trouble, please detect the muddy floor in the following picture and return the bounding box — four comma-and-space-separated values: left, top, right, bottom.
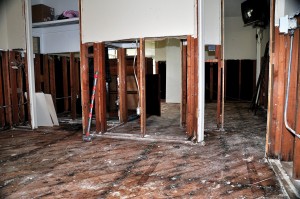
0, 103, 285, 198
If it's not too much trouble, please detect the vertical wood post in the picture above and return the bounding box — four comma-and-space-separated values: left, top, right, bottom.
62, 56, 69, 112
24, 54, 31, 125
117, 48, 128, 123
193, 38, 199, 137
49, 56, 56, 109
186, 36, 195, 137
139, 38, 146, 137
0, 52, 5, 126
34, 54, 41, 92
80, 43, 89, 134
281, 30, 298, 161
9, 51, 19, 124
2, 51, 12, 126
94, 42, 107, 133
216, 45, 222, 128
209, 63, 214, 101
181, 44, 187, 127
17, 56, 25, 123
70, 52, 77, 120
43, 55, 50, 93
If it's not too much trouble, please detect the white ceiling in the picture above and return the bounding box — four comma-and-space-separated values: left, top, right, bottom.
225, 0, 245, 17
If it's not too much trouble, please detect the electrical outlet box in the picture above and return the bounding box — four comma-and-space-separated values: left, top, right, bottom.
279, 15, 289, 34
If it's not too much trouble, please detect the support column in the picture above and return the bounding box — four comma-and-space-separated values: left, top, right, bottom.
62, 57, 69, 112
70, 52, 77, 120
80, 43, 89, 134
117, 48, 128, 123
181, 43, 187, 127
94, 42, 107, 133
139, 38, 146, 137
2, 51, 12, 126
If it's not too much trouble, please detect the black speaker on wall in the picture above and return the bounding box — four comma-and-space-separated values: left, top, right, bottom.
241, 0, 269, 27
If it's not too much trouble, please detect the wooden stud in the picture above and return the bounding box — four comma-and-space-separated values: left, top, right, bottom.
2, 51, 12, 126
70, 53, 76, 120
216, 45, 222, 128
94, 43, 107, 133
139, 38, 146, 137
181, 44, 187, 127
9, 51, 19, 124
266, 0, 275, 156
210, 63, 214, 101
93, 43, 101, 132
49, 56, 56, 109
0, 52, 5, 126
62, 56, 69, 112
80, 43, 89, 134
43, 55, 50, 94
23, 54, 31, 125
117, 48, 128, 123
281, 30, 298, 161
186, 36, 195, 137
17, 54, 25, 123
238, 60, 242, 100
293, 28, 300, 178
34, 54, 41, 92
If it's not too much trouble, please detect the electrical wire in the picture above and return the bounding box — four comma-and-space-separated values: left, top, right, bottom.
132, 39, 140, 109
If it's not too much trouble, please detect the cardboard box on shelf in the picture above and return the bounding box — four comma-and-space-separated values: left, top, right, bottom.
32, 4, 54, 23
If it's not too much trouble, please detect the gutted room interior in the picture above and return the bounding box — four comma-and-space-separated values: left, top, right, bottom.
0, 0, 300, 198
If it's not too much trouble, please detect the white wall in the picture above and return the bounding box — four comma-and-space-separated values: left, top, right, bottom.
81, 0, 195, 42
275, 0, 300, 26
0, 0, 26, 50
204, 0, 221, 45
0, 1, 8, 49
165, 39, 182, 103
224, 17, 257, 59
155, 40, 167, 62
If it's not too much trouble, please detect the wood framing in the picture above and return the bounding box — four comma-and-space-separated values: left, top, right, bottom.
186, 36, 195, 137
49, 56, 56, 109
0, 55, 5, 127
70, 53, 77, 120
24, 54, 31, 125
281, 32, 298, 161
117, 48, 128, 123
62, 57, 69, 112
94, 42, 107, 133
216, 45, 222, 128
17, 58, 25, 123
2, 51, 12, 126
181, 44, 187, 127
209, 63, 214, 101
43, 55, 50, 94
34, 54, 41, 92
80, 43, 90, 134
9, 51, 19, 124
193, 38, 199, 137
139, 38, 146, 137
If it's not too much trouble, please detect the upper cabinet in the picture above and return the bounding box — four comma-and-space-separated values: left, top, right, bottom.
31, 0, 80, 54
0, 0, 26, 50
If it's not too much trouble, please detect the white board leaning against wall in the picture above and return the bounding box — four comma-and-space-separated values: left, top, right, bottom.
81, 0, 195, 42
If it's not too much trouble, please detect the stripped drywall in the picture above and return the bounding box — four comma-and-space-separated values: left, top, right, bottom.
204, 0, 221, 45
81, 0, 195, 42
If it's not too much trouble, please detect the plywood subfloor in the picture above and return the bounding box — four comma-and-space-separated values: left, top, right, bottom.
0, 103, 285, 198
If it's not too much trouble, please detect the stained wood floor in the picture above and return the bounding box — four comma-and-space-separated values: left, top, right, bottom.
0, 103, 285, 198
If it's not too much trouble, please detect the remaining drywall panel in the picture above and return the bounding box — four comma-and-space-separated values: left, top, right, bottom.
81, 0, 195, 42
0, 1, 8, 50
6, 0, 26, 49
165, 39, 182, 103
36, 93, 53, 127
45, 94, 59, 126
224, 17, 256, 59
204, 0, 221, 45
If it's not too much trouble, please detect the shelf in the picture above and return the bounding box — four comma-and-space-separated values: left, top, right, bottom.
32, 18, 79, 28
